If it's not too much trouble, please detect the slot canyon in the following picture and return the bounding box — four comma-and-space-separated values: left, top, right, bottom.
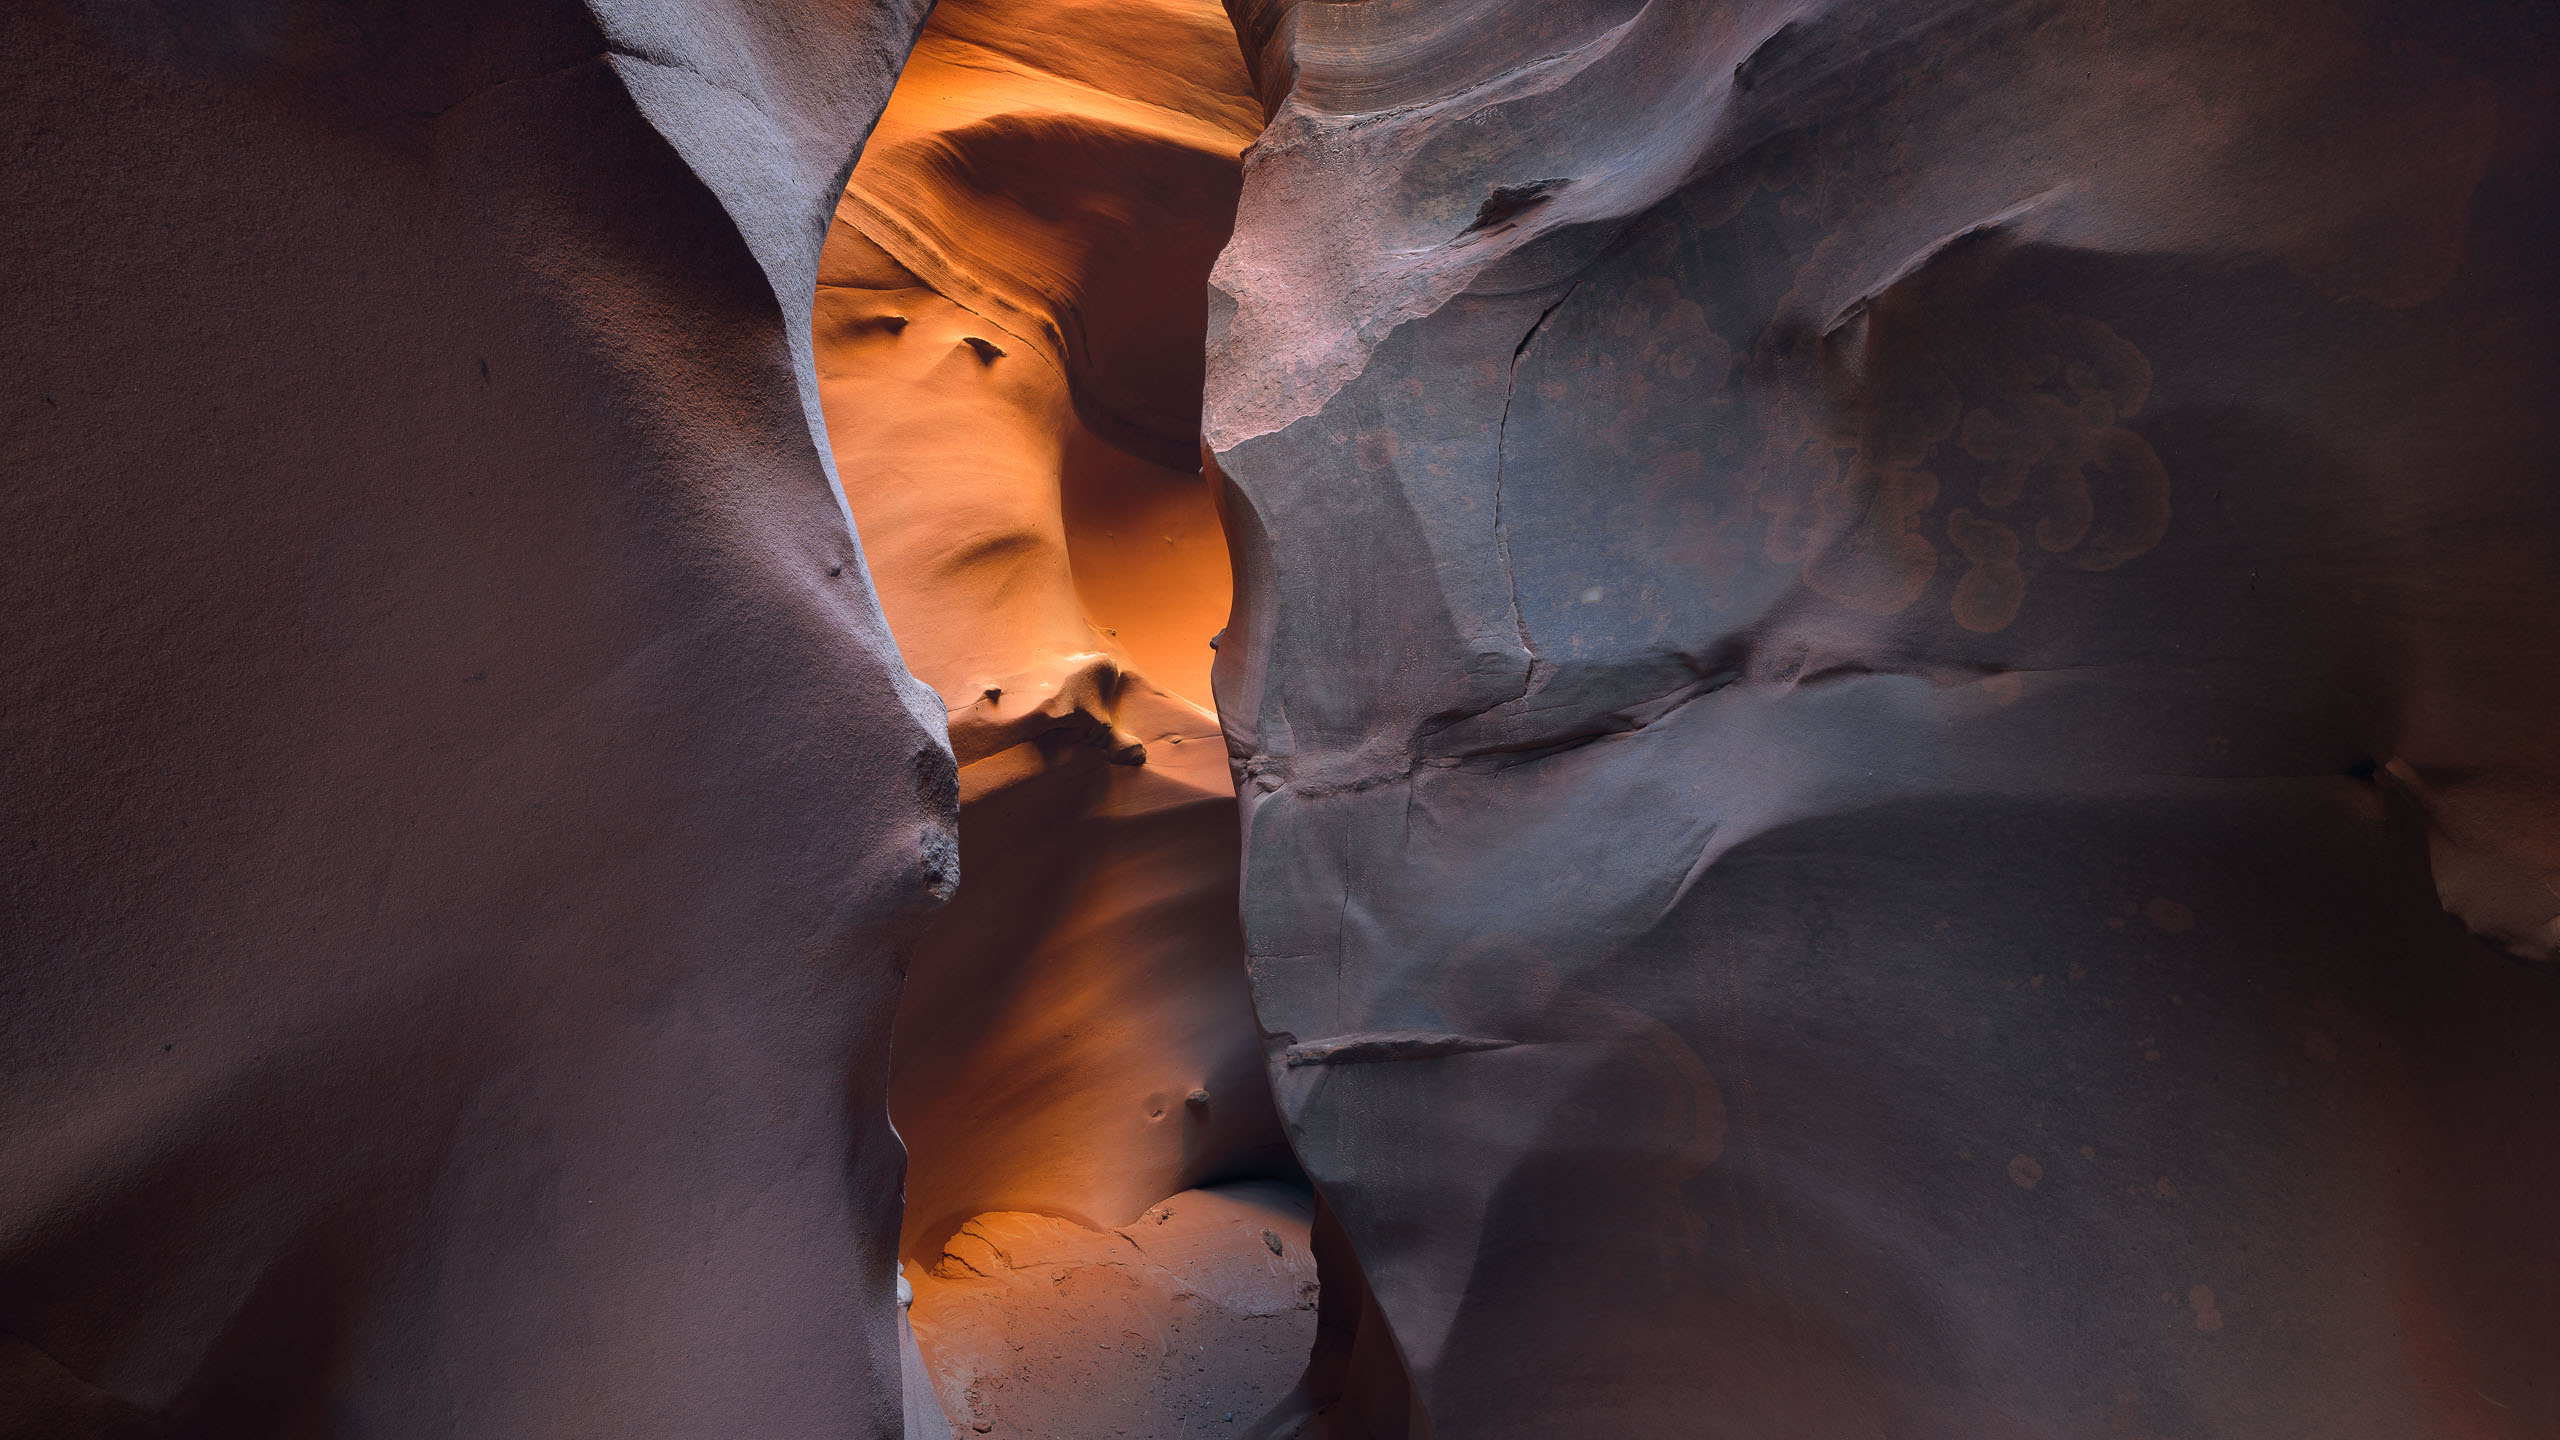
3, 5, 2558, 1440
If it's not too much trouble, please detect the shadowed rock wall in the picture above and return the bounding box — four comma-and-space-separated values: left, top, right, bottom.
0, 2, 948, 1435
1208, 1, 2560, 1435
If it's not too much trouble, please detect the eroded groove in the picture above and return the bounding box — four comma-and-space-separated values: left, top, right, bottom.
1490, 280, 1580, 690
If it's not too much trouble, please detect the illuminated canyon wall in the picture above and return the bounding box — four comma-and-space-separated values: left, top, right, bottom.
0, 2, 950, 1435
1206, 0, 2560, 1437
815, 0, 1277, 1256
810, 0, 1311, 1433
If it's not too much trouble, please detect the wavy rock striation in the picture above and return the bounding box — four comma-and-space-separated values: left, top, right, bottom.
812, 6, 1299, 1432
1, 1, 949, 1435
1207, 1, 2560, 1435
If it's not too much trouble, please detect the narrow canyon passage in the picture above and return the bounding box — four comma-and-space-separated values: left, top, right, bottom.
8, 2, 2557, 1438
810, 2, 1308, 1435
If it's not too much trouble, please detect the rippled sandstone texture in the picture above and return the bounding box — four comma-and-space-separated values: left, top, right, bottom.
1208, 1, 2560, 1436
2, 2, 952, 1435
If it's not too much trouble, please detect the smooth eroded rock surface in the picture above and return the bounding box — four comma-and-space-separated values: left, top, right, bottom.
2, 1, 945, 1435
1207, 1, 2560, 1435
813, 0, 1291, 1261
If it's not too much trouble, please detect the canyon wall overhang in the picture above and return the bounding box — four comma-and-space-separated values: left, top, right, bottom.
1206, 0, 2560, 1434
1, 1, 947, 1434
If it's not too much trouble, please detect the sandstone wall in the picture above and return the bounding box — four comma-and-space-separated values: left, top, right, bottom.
812, 0, 1288, 1264
1, 3, 946, 1435
1207, 2, 2560, 1435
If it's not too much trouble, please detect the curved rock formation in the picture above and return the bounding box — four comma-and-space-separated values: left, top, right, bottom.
1, 2, 949, 1435
16, 0, 2559, 1435
809, 12, 1307, 1427
815, 0, 1280, 1271
810, 5, 1303, 1430
1208, 1, 2560, 1435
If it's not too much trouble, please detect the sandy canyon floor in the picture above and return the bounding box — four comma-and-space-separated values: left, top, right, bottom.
909, 1181, 1318, 1437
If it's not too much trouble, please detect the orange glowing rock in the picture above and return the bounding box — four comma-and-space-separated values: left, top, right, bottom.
811, 0, 1284, 1279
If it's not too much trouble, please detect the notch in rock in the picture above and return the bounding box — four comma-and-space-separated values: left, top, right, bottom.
1462, 178, 1571, 237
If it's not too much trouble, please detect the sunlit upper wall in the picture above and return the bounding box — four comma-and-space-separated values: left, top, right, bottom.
815, 0, 1259, 712
841, 0, 1262, 471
